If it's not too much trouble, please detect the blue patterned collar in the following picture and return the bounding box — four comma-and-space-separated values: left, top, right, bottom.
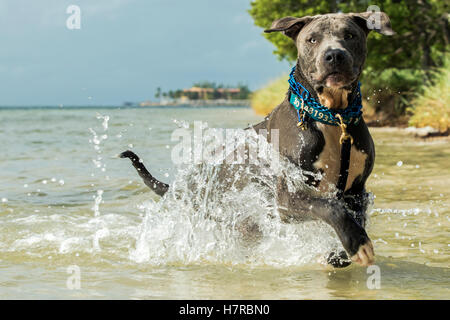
288, 66, 363, 128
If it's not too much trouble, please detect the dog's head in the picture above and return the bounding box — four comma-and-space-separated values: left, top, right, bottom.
265, 12, 394, 91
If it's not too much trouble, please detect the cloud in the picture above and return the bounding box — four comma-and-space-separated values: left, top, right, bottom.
0, 0, 288, 105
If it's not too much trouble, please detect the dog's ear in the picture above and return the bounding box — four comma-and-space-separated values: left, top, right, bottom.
264, 16, 313, 40
349, 11, 395, 36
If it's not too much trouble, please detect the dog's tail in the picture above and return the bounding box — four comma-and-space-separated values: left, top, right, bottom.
119, 150, 169, 197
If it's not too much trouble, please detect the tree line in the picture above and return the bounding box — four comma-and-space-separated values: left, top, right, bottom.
155, 82, 252, 101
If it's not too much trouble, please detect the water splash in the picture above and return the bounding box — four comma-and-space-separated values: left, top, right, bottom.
88, 113, 110, 250
92, 190, 103, 217
129, 128, 342, 267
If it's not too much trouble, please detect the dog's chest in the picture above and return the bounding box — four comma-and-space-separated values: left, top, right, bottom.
313, 123, 367, 192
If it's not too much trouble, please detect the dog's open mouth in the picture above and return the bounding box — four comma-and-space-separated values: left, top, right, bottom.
324, 72, 347, 87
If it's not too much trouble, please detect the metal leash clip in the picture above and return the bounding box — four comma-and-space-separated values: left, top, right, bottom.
336, 114, 354, 145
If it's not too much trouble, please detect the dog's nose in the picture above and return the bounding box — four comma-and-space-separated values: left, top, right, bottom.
324, 49, 345, 65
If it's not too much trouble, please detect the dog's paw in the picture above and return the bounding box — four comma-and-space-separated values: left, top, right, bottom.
327, 250, 352, 268
350, 240, 374, 266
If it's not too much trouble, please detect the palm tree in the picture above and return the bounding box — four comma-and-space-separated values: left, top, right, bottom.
155, 87, 162, 100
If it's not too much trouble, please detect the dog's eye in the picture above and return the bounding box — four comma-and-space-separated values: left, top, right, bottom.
309, 38, 317, 44
345, 33, 354, 40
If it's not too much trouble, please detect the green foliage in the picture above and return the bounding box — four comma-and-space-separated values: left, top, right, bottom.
408, 55, 450, 132
248, 0, 450, 118
162, 82, 251, 100
236, 83, 252, 99
155, 87, 161, 99
192, 81, 218, 89
251, 75, 289, 115
361, 67, 426, 116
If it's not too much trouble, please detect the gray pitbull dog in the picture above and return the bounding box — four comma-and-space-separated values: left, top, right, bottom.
121, 12, 394, 267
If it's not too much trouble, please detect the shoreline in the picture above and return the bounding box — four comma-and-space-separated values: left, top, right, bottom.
369, 126, 450, 140
1, 104, 447, 139
0, 103, 251, 110
139, 99, 251, 107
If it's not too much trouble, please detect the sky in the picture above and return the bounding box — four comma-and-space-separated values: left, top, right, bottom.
0, 0, 290, 106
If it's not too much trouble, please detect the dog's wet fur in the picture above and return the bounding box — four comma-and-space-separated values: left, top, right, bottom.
121, 12, 394, 267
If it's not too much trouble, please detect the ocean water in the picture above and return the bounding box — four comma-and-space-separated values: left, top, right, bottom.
0, 106, 448, 299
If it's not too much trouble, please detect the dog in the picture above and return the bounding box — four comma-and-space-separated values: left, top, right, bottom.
121, 12, 394, 267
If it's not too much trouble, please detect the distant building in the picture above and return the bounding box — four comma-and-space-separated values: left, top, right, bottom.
139, 100, 153, 107
178, 96, 190, 103
182, 87, 214, 100
182, 87, 242, 100
216, 88, 241, 94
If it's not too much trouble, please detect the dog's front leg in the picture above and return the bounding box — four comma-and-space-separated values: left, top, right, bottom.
343, 190, 371, 228
277, 186, 374, 266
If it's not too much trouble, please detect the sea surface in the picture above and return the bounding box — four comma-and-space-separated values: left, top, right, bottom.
0, 106, 448, 299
